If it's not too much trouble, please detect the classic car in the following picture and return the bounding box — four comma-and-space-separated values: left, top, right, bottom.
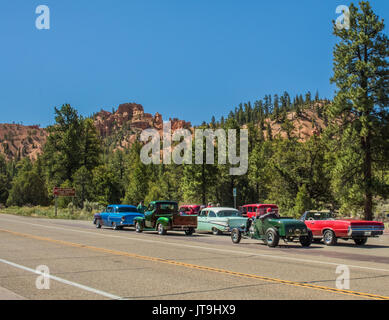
133, 201, 197, 235
94, 205, 143, 230
231, 211, 313, 247
197, 207, 247, 235
241, 204, 279, 218
179, 205, 201, 215
300, 210, 385, 246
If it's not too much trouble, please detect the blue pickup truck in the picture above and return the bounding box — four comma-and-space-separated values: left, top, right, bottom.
93, 204, 144, 230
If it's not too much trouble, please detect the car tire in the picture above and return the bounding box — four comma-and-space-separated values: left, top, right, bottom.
135, 221, 143, 233
353, 237, 368, 246
185, 228, 195, 236
157, 223, 167, 235
300, 230, 313, 247
93, 218, 96, 225
231, 228, 242, 244
96, 219, 102, 229
323, 230, 337, 246
266, 229, 279, 247
212, 228, 222, 235
112, 222, 120, 230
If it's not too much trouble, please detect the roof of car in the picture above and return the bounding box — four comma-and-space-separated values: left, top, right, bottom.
243, 204, 278, 207
108, 204, 137, 208
201, 207, 239, 212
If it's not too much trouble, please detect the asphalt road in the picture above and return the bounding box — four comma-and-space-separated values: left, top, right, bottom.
0, 213, 389, 300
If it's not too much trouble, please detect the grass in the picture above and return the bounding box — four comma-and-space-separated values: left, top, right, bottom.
0, 206, 97, 221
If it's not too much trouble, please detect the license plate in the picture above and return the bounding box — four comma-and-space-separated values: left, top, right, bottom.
364, 231, 371, 236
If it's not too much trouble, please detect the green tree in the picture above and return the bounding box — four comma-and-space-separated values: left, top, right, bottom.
329, 1, 389, 219
43, 104, 83, 187
6, 158, 49, 206
293, 184, 312, 216
123, 141, 150, 205
92, 165, 122, 206
0, 155, 11, 205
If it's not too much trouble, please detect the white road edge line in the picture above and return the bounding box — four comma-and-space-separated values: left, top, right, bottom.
0, 258, 123, 300
1, 215, 389, 274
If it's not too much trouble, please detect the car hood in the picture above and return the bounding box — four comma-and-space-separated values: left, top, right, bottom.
269, 219, 306, 228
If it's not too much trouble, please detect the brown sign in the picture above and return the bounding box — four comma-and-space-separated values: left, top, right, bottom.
53, 187, 76, 197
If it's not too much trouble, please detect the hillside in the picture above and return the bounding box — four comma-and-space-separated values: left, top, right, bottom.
0, 101, 329, 161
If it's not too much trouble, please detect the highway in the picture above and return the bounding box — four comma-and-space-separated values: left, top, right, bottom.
0, 213, 389, 300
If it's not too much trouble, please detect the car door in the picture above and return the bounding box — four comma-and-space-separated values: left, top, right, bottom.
144, 203, 155, 228
197, 210, 208, 231
208, 211, 217, 231
107, 206, 117, 226
103, 206, 112, 225
305, 212, 321, 236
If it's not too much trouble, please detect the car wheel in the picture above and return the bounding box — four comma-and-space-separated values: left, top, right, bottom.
323, 230, 337, 246
96, 219, 102, 229
157, 223, 167, 235
112, 222, 120, 230
93, 218, 96, 225
353, 237, 368, 246
300, 230, 313, 247
135, 221, 143, 233
231, 228, 241, 244
212, 228, 222, 235
185, 228, 194, 236
266, 229, 279, 247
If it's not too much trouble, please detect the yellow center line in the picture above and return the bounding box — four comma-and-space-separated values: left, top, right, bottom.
1, 228, 388, 300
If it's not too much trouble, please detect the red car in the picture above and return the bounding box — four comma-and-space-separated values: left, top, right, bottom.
300, 211, 385, 246
179, 205, 201, 215
242, 204, 279, 219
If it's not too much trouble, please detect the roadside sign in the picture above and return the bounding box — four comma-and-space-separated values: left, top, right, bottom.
53, 187, 76, 217
53, 187, 76, 197
233, 188, 237, 197
233, 188, 237, 208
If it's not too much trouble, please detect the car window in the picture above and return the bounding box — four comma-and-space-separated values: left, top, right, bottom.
199, 210, 207, 217
107, 207, 113, 213
217, 210, 240, 217
208, 211, 216, 218
242, 207, 247, 213
158, 203, 178, 212
148, 204, 155, 211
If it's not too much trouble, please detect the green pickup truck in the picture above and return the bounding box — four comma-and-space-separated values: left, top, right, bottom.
231, 212, 313, 247
134, 201, 198, 236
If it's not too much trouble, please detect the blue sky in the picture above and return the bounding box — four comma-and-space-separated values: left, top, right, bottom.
0, 0, 388, 126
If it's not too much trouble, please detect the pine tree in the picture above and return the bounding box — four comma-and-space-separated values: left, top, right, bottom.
329, 1, 389, 219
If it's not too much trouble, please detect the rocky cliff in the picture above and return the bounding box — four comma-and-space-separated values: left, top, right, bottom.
0, 103, 192, 160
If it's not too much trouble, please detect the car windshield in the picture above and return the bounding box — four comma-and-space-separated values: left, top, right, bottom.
217, 210, 240, 217
117, 207, 138, 213
307, 212, 335, 220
